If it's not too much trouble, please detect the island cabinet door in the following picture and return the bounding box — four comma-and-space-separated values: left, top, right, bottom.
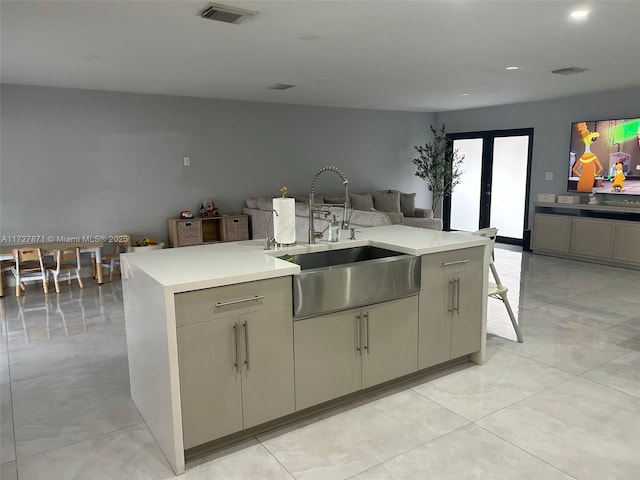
294, 309, 362, 411
418, 275, 451, 369
177, 316, 243, 449
361, 296, 419, 389
449, 268, 483, 359
240, 306, 295, 429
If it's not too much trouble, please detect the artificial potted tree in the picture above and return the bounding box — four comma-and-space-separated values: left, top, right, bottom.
412, 124, 464, 217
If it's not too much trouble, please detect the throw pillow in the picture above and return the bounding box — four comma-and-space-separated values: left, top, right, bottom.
399, 192, 416, 217
372, 191, 401, 213
256, 197, 273, 211
349, 192, 374, 211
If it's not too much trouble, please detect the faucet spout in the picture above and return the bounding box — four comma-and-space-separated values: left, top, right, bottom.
264, 209, 279, 250
308, 166, 350, 244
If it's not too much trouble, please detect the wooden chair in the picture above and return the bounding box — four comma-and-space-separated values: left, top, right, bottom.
473, 228, 523, 343
100, 234, 131, 282
47, 248, 84, 293
0, 260, 16, 297
10, 248, 49, 297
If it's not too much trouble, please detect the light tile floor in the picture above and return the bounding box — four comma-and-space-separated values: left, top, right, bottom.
0, 248, 639, 480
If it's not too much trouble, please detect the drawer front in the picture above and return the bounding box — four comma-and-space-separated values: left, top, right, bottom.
175, 276, 292, 327
421, 246, 484, 278
176, 220, 203, 246
225, 216, 249, 242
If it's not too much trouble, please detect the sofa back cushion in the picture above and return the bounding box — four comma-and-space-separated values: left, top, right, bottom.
324, 195, 347, 205
388, 190, 417, 217
400, 192, 416, 217
349, 192, 374, 211
372, 191, 401, 213
246, 198, 258, 209
256, 197, 273, 211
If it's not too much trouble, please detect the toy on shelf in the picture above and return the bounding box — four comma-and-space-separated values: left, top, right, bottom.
200, 199, 219, 217
179, 210, 194, 219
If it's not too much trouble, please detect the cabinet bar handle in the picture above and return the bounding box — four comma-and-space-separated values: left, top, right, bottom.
364, 312, 370, 353
243, 321, 250, 370
232, 323, 240, 373
442, 259, 470, 267
448, 280, 454, 313
215, 295, 265, 308
356, 313, 362, 353
454, 278, 461, 313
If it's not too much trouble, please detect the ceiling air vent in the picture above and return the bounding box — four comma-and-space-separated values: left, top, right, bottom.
198, 3, 257, 24
551, 67, 587, 75
267, 84, 296, 90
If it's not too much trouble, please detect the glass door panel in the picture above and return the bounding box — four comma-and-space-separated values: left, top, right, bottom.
450, 138, 483, 232
490, 136, 529, 240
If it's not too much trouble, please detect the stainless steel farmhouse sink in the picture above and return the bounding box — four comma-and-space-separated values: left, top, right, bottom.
290, 246, 421, 319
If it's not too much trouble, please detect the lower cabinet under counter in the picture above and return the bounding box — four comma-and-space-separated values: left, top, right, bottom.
294, 296, 419, 411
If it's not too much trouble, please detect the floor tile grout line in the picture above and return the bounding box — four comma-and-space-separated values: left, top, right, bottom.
254, 434, 299, 480
473, 423, 579, 479
573, 374, 640, 402
12, 420, 147, 464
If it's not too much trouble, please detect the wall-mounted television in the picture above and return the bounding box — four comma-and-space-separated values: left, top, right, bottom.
568, 117, 640, 195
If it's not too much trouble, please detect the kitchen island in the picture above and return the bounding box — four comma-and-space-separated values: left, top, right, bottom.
121, 225, 490, 474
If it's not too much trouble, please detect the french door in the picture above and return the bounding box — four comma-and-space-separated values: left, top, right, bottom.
443, 128, 533, 245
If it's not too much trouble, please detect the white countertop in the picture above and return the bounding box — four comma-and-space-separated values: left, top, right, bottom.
122, 225, 488, 292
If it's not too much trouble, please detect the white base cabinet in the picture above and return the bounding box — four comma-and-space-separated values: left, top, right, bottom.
294, 296, 419, 410
175, 278, 294, 449
418, 247, 484, 370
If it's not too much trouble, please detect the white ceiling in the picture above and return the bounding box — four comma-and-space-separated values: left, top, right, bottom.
2, 0, 639, 112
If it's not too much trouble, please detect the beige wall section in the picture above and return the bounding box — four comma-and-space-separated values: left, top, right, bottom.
0, 84, 433, 242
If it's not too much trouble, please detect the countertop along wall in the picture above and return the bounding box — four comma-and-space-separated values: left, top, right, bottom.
436, 86, 640, 229
0, 84, 434, 243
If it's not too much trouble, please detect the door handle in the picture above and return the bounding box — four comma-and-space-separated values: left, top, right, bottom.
442, 259, 470, 267
243, 321, 249, 370
454, 278, 461, 313
364, 311, 370, 353
215, 295, 265, 308
232, 323, 240, 373
448, 280, 454, 313
356, 312, 362, 354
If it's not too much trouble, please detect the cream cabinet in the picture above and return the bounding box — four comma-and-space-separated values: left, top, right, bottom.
532, 214, 572, 253
570, 218, 614, 259
532, 203, 640, 270
613, 222, 640, 264
418, 247, 484, 370
294, 296, 419, 410
175, 277, 294, 449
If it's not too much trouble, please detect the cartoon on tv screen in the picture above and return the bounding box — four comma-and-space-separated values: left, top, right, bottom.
568, 118, 640, 195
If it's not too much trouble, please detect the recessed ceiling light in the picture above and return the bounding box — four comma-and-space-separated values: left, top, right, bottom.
297, 35, 319, 41
460, 93, 470, 96
570, 9, 590, 19
505, 66, 519, 71
83, 54, 99, 60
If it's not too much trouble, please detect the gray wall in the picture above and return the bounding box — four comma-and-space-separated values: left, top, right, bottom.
1, 85, 434, 243
437, 86, 640, 229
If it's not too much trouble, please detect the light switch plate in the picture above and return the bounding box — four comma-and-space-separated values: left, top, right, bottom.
545, 172, 553, 181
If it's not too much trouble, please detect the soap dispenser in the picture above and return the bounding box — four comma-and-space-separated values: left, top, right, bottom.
328, 215, 340, 242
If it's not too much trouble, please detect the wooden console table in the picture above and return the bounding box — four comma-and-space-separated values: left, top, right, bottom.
168, 215, 249, 247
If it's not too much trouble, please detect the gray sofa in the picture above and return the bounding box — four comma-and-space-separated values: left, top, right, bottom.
242, 190, 442, 242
